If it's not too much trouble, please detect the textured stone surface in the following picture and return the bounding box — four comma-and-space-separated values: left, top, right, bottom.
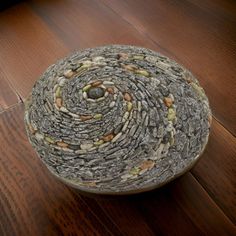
24, 45, 211, 194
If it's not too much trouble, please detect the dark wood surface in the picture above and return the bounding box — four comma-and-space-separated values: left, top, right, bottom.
0, 1, 235, 235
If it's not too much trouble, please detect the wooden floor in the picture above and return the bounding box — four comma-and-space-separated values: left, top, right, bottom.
0, 0, 236, 235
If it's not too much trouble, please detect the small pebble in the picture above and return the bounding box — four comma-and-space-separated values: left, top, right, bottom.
168, 108, 176, 121
35, 132, 44, 141
28, 124, 36, 134
59, 78, 66, 86
55, 86, 61, 98
88, 87, 105, 99
56, 98, 62, 108
80, 115, 93, 121
124, 92, 132, 102
129, 167, 140, 175
123, 111, 130, 121
94, 114, 103, 119
122, 64, 137, 71
93, 56, 105, 62
94, 140, 104, 146
91, 80, 102, 87
102, 134, 114, 142
118, 53, 129, 60
135, 69, 149, 77
103, 81, 114, 85
45, 136, 55, 144
109, 101, 116, 108
138, 101, 142, 112
80, 143, 94, 150
164, 97, 173, 107
64, 69, 74, 78
57, 141, 68, 148
82, 84, 92, 92
111, 132, 122, 143
60, 107, 69, 113
133, 55, 144, 60
106, 87, 114, 94
127, 102, 133, 112
139, 160, 155, 170
122, 121, 129, 132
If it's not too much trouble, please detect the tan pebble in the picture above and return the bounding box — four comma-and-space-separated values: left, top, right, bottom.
118, 53, 129, 60
80, 115, 93, 121
124, 92, 132, 101
84, 181, 97, 187
111, 132, 122, 143
82, 60, 92, 66
122, 64, 137, 71
64, 69, 74, 78
139, 160, 155, 170
80, 143, 94, 150
28, 124, 36, 134
57, 141, 68, 148
102, 134, 114, 142
56, 98, 62, 108
163, 97, 173, 107
106, 87, 114, 94
91, 80, 102, 87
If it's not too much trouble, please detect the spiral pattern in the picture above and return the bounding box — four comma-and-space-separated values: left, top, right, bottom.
24, 45, 211, 194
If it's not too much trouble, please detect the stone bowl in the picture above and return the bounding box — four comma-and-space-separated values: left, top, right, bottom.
24, 45, 211, 195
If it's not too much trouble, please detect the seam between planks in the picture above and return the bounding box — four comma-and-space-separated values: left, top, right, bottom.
189, 172, 236, 229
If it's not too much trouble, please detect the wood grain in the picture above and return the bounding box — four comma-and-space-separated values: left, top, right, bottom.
0, 3, 69, 99
29, 0, 158, 51
192, 119, 236, 223
101, 0, 236, 135
0, 76, 19, 112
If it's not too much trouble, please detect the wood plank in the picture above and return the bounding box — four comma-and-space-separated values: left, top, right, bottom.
0, 3, 69, 99
101, 0, 236, 135
87, 174, 236, 235
0, 104, 121, 236
84, 196, 157, 236
29, 0, 158, 52
192, 119, 236, 223
0, 76, 19, 111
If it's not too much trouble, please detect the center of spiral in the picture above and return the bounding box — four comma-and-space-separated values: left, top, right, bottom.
87, 87, 105, 99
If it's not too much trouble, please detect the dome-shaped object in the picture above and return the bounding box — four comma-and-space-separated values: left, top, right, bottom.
24, 45, 211, 195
